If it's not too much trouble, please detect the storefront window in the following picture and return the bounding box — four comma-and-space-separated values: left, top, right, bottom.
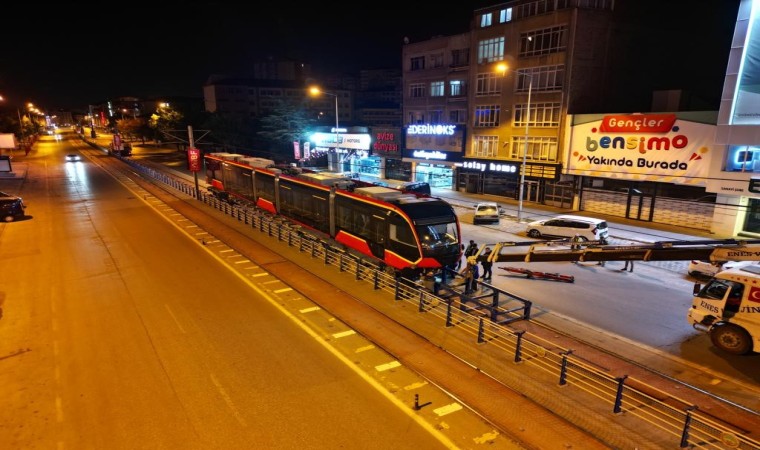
744, 199, 760, 234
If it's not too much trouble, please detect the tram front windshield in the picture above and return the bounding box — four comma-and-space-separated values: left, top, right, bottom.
417, 221, 459, 250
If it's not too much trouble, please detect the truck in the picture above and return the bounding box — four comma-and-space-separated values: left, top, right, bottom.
481, 238, 760, 355
688, 264, 760, 355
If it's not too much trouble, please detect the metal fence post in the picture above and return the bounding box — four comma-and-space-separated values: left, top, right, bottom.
559, 350, 573, 386
514, 330, 526, 363
613, 375, 628, 414
680, 406, 698, 448
477, 318, 485, 343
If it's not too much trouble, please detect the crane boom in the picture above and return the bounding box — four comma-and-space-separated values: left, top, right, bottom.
482, 239, 760, 264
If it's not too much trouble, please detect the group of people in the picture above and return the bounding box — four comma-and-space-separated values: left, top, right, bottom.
458, 240, 493, 294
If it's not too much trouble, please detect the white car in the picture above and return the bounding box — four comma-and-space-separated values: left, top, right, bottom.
65, 153, 81, 162
687, 260, 758, 278
473, 202, 501, 225
526, 214, 609, 242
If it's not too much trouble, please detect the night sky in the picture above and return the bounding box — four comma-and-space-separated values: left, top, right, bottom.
0, 1, 742, 112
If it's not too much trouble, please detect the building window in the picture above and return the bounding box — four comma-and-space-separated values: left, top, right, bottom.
451, 48, 470, 67
410, 83, 426, 98
510, 136, 558, 162
474, 105, 501, 127
410, 56, 425, 71
480, 12, 493, 28
499, 8, 512, 23
520, 27, 567, 57
408, 111, 425, 124
473, 135, 499, 157
429, 110, 443, 123
515, 65, 565, 92
430, 53, 444, 68
477, 37, 505, 64
476, 72, 503, 96
514, 102, 561, 127
450, 80, 466, 97
449, 109, 467, 124
430, 81, 445, 97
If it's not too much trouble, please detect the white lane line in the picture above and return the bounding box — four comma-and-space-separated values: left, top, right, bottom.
355, 345, 375, 353
274, 287, 293, 294
300, 307, 321, 313
164, 304, 186, 334
433, 403, 463, 417
375, 361, 401, 372
332, 330, 356, 339
210, 373, 247, 427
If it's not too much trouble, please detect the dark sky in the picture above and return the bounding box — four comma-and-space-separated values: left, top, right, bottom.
1, 3, 486, 111
0, 1, 742, 113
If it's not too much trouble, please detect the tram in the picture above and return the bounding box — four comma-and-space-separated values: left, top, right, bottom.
204, 153, 462, 275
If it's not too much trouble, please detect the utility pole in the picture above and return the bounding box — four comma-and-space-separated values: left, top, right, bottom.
158, 126, 210, 200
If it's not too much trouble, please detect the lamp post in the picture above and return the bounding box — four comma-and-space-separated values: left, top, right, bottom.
308, 87, 340, 167
517, 71, 533, 223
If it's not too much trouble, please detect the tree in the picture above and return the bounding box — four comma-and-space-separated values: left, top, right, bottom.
257, 98, 316, 162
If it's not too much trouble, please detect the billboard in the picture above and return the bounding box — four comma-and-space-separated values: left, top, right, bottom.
567, 113, 715, 185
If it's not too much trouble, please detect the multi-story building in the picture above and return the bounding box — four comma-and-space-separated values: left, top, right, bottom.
401, 33, 471, 188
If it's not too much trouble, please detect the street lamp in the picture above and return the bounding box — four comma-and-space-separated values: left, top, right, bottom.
517, 70, 533, 223
308, 87, 340, 162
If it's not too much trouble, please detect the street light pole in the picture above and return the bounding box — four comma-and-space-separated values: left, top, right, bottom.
308, 87, 340, 170
517, 72, 533, 223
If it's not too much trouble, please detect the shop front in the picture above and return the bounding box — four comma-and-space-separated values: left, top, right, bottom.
567, 112, 719, 232
402, 123, 465, 190
308, 127, 371, 173
455, 159, 567, 207
366, 127, 405, 180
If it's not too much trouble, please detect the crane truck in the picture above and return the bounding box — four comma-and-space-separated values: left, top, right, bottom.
479, 238, 760, 355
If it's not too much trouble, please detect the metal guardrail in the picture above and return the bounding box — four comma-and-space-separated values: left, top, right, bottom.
117, 154, 760, 450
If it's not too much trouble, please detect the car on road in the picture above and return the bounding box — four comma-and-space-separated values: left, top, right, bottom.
0, 191, 26, 222
65, 153, 81, 162
473, 202, 502, 225
526, 214, 609, 242
687, 259, 759, 278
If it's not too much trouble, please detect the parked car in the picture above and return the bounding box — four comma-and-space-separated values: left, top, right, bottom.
0, 191, 26, 222
687, 259, 759, 278
526, 214, 609, 241
473, 202, 501, 225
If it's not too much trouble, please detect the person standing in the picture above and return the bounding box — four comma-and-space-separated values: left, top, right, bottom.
622, 259, 634, 272
465, 240, 478, 258
481, 247, 493, 280
460, 260, 475, 294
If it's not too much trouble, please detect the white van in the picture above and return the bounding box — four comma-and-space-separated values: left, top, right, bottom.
526, 215, 609, 242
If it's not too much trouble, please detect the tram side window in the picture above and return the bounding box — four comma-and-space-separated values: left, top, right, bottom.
281, 183, 329, 233
388, 216, 419, 262
254, 172, 276, 203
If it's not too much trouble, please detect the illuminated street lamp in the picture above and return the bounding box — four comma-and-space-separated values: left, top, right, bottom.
308, 87, 340, 158
517, 70, 533, 223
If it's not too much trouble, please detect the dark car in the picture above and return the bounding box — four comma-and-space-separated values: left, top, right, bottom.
0, 191, 26, 222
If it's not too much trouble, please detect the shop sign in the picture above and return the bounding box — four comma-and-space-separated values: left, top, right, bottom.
412, 150, 447, 160
310, 132, 371, 150
457, 160, 518, 173
405, 123, 464, 153
568, 113, 715, 185
372, 128, 400, 154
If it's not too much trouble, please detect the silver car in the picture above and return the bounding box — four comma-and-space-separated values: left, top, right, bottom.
526, 214, 608, 242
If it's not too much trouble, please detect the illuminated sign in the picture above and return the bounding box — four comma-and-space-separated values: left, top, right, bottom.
405, 123, 464, 153
372, 129, 400, 154
310, 132, 371, 150
412, 150, 447, 160
187, 147, 202, 172
407, 124, 456, 135
568, 113, 715, 184
457, 161, 518, 173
